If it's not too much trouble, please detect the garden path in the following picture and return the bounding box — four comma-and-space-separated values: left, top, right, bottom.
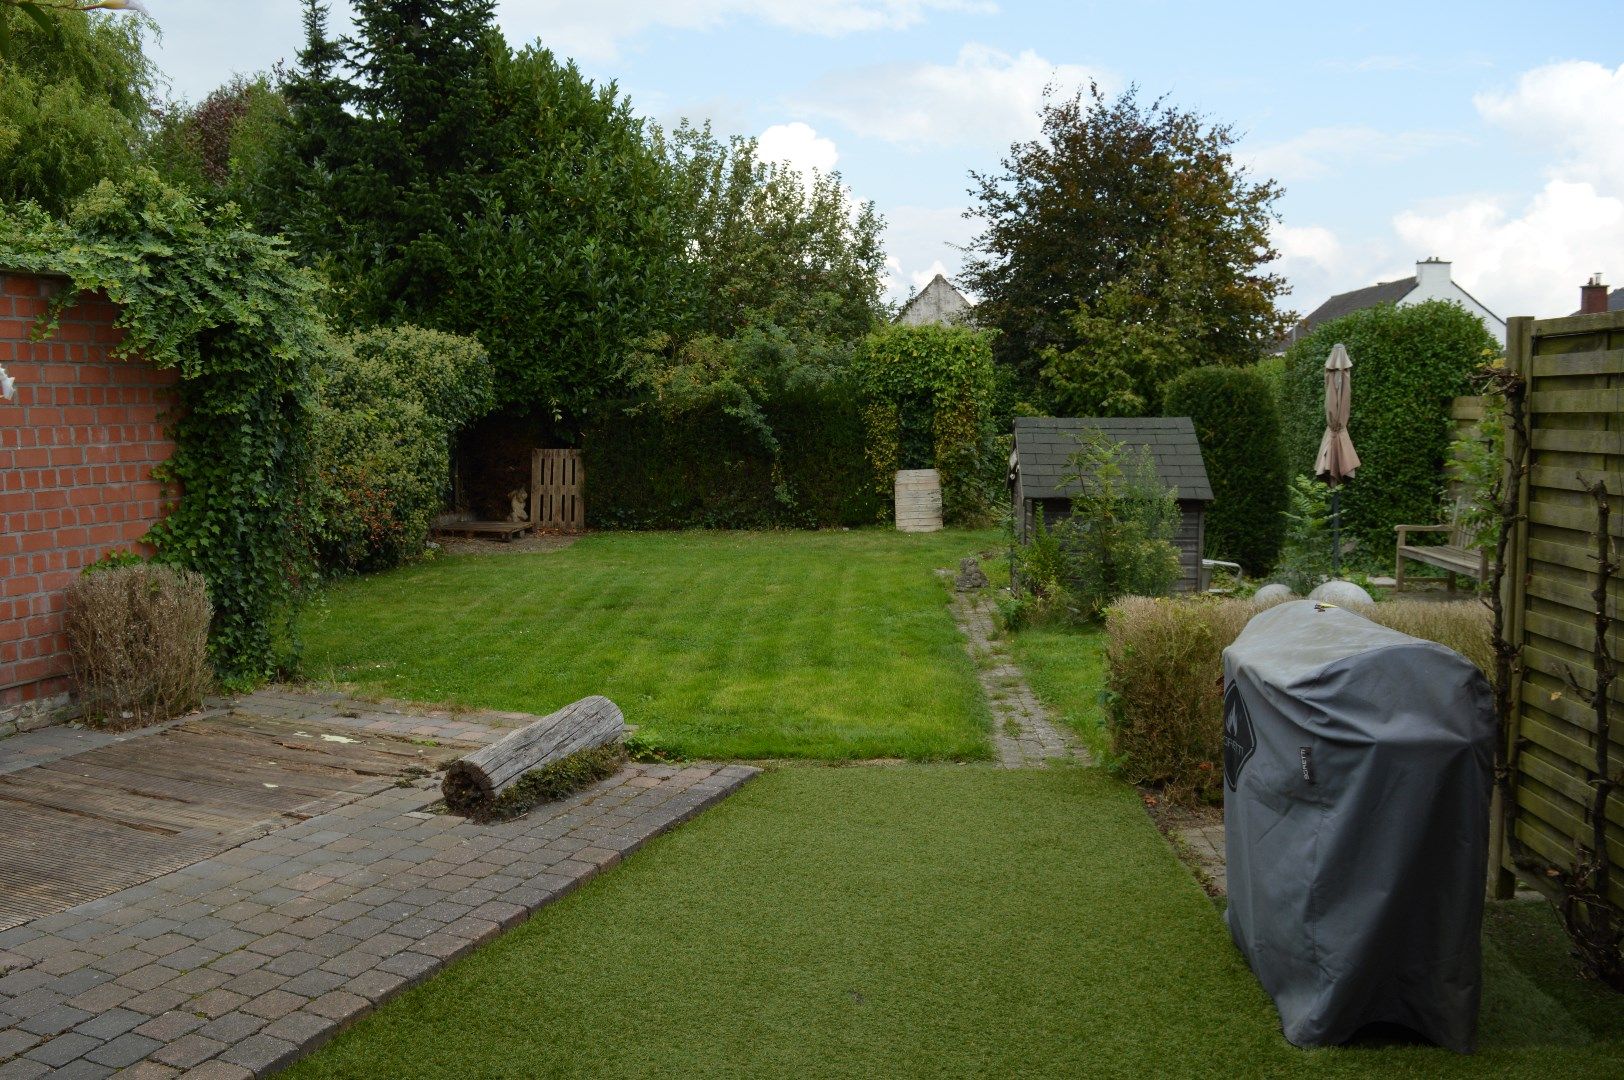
949, 588, 1091, 768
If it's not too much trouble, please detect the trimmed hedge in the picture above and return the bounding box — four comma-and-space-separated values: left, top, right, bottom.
583, 388, 885, 529
1162, 365, 1286, 575
1279, 301, 1496, 554
312, 326, 492, 572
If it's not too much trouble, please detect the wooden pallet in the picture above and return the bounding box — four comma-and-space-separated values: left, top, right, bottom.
432, 520, 533, 540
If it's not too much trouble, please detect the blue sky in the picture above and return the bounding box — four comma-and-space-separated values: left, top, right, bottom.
144, 1, 1624, 318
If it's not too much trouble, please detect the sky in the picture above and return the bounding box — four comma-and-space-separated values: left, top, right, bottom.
139, 1, 1624, 320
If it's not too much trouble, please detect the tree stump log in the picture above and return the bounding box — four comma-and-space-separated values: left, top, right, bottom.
442, 695, 627, 815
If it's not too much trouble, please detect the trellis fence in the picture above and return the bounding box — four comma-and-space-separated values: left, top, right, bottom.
1493, 312, 1623, 915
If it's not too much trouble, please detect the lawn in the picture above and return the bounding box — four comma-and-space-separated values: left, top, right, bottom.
1006, 623, 1111, 760
301, 529, 999, 761
285, 766, 1623, 1079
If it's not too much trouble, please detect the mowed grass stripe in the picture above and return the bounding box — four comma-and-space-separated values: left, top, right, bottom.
302, 529, 998, 761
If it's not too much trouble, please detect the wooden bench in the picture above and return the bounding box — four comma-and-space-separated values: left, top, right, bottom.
1394, 510, 1488, 593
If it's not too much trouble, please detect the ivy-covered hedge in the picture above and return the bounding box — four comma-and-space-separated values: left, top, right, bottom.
583, 388, 884, 529
1280, 301, 1496, 554
857, 324, 1001, 525
0, 174, 321, 681
1162, 365, 1286, 575
312, 326, 492, 572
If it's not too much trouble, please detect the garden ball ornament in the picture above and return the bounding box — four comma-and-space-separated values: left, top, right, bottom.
1307, 579, 1374, 607
1253, 583, 1295, 605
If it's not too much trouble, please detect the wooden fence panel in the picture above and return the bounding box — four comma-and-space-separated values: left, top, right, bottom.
530, 449, 584, 532
1499, 313, 1624, 909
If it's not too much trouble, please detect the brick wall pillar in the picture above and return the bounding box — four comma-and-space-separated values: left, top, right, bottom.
1, 272, 179, 732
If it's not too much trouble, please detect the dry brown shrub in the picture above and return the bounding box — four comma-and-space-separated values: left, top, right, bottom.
1104, 595, 1490, 803
65, 564, 213, 729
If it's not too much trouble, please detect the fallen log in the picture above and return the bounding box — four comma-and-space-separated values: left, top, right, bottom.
442, 695, 627, 818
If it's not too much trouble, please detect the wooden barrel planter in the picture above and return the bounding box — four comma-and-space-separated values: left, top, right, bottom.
894, 469, 943, 533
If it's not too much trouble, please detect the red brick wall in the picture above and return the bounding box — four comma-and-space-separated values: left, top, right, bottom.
1, 272, 178, 716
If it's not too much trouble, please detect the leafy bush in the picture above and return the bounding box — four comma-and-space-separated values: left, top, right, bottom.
1105, 595, 1490, 802
1003, 514, 1075, 630
1056, 428, 1183, 620
66, 564, 212, 729
312, 326, 491, 572
1272, 474, 1333, 593
583, 386, 884, 530
1279, 301, 1497, 554
858, 324, 1002, 525
1444, 394, 1505, 562
1162, 365, 1287, 575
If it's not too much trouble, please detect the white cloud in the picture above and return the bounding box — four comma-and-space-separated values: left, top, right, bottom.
498, 1, 995, 62
1395, 180, 1624, 318
1395, 61, 1624, 316
798, 43, 1107, 148
756, 122, 840, 178
881, 205, 981, 305
1272, 61, 1624, 319
1243, 126, 1467, 184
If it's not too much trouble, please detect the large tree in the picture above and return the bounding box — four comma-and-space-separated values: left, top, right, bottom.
962, 84, 1290, 413
656, 121, 887, 342
0, 6, 156, 214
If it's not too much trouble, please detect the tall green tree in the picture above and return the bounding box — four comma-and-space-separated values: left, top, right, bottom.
656, 121, 887, 341
962, 85, 1290, 411
0, 6, 156, 214
257, 2, 681, 426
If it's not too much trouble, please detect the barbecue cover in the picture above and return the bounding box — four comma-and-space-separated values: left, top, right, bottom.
1221, 600, 1495, 1052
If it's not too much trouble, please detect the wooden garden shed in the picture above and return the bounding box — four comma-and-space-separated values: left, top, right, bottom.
1009, 416, 1214, 593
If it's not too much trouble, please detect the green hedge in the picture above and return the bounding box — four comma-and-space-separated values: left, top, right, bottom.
1280, 301, 1496, 555
584, 388, 885, 529
1162, 365, 1286, 575
312, 326, 492, 572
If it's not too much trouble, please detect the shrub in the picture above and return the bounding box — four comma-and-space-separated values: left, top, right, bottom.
1279, 300, 1497, 554
1056, 428, 1183, 620
66, 564, 213, 729
1162, 365, 1287, 575
1272, 474, 1334, 593
312, 326, 492, 572
1003, 514, 1075, 629
1104, 595, 1491, 802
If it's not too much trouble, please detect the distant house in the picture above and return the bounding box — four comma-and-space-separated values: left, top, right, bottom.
895, 273, 973, 326
1009, 417, 1214, 593
1276, 258, 1506, 351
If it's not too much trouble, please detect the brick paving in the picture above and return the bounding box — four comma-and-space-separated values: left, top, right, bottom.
0, 691, 758, 1077
949, 588, 1090, 768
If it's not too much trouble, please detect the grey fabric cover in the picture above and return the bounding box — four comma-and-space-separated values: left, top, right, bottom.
1221, 600, 1495, 1052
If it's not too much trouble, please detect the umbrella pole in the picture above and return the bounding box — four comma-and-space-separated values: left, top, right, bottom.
1331, 486, 1342, 577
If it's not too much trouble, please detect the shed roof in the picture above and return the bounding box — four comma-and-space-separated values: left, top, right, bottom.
1011, 416, 1213, 502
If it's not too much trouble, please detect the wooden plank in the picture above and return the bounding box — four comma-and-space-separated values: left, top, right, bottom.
1530, 347, 1624, 378
1527, 388, 1624, 414
1530, 428, 1624, 457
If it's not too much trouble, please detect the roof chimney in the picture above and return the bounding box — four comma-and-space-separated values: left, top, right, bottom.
1580, 273, 1608, 314
1415, 256, 1451, 290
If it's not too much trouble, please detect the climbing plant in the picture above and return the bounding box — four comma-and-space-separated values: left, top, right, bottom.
0, 173, 323, 683
856, 324, 1000, 524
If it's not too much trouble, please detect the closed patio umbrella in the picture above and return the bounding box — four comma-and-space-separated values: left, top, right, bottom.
1314, 343, 1360, 575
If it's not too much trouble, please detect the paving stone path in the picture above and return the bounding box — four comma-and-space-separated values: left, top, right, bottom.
949, 587, 1090, 768
0, 691, 757, 1078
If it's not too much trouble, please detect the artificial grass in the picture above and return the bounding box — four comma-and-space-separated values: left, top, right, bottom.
285, 766, 1623, 1079
302, 529, 998, 761
1007, 624, 1111, 760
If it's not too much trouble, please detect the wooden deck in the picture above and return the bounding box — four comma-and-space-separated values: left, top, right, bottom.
0, 708, 482, 931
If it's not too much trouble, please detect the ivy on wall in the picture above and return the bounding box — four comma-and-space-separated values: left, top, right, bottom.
856, 324, 1001, 525
0, 174, 322, 683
